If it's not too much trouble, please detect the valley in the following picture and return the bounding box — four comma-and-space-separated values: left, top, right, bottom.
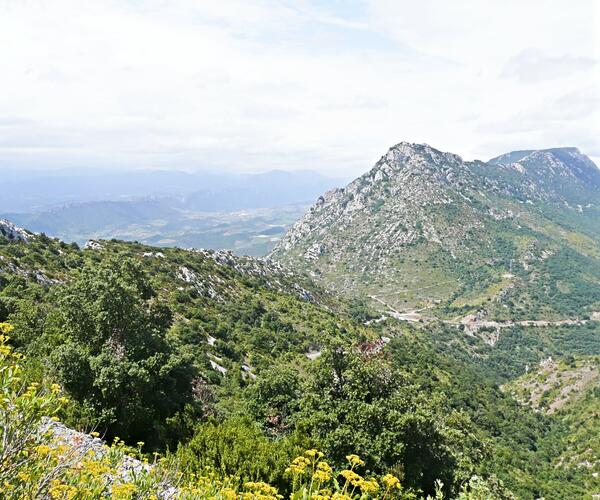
1, 168, 342, 257
5, 202, 307, 256
371, 292, 597, 330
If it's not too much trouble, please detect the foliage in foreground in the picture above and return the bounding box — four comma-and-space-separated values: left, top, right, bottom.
0, 323, 513, 499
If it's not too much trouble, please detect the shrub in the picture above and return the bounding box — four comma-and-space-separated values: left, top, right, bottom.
0, 323, 173, 498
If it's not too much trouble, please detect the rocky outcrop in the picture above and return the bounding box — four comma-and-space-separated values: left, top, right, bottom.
41, 418, 177, 498
84, 240, 104, 250
188, 249, 315, 302
0, 219, 34, 242
0, 255, 62, 286
177, 265, 221, 299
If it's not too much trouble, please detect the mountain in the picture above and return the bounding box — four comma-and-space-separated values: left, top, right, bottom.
486, 147, 600, 205
270, 142, 600, 321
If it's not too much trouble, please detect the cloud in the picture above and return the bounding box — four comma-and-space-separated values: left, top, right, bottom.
474, 84, 600, 161
502, 49, 597, 83
478, 86, 600, 132
0, 0, 598, 175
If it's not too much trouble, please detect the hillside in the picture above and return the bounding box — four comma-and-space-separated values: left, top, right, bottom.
1, 220, 599, 498
271, 142, 600, 322
503, 356, 599, 493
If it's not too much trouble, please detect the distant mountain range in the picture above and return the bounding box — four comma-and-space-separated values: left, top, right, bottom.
1, 169, 342, 255
0, 168, 344, 212
271, 142, 600, 321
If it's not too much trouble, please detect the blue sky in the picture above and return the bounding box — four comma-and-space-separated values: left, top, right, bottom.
0, 0, 598, 175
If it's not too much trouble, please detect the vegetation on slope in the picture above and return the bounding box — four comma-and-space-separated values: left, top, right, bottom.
0, 230, 598, 498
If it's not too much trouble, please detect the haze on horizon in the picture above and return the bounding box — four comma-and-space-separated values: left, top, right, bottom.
1, 0, 599, 176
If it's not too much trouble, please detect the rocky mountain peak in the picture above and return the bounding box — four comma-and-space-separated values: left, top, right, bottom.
489, 147, 600, 196
332, 142, 464, 194
270, 141, 485, 268
490, 147, 584, 165
386, 142, 464, 166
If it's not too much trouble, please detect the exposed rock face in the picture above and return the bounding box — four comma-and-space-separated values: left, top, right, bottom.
0, 219, 34, 242
0, 254, 62, 286
188, 248, 315, 302
84, 240, 104, 250
41, 418, 177, 498
271, 142, 505, 271
177, 265, 221, 299
487, 147, 600, 203
274, 143, 600, 264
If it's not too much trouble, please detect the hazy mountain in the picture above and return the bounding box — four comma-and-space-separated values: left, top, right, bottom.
0, 168, 342, 213
1, 168, 342, 255
184, 170, 346, 211
271, 142, 600, 321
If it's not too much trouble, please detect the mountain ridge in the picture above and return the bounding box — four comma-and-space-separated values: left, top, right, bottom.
271, 142, 600, 321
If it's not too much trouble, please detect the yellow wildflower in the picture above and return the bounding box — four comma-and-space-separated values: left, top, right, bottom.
112, 482, 137, 499
382, 473, 401, 490
345, 454, 365, 467
286, 455, 311, 475
35, 444, 52, 457
305, 448, 323, 459
340, 470, 361, 483
313, 461, 333, 482
222, 488, 238, 500
331, 494, 352, 500
0, 322, 15, 333
16, 471, 30, 482
359, 478, 379, 494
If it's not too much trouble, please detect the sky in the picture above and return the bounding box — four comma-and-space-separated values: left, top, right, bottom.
0, 0, 599, 176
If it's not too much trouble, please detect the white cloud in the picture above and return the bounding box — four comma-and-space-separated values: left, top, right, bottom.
502, 49, 597, 84
0, 0, 598, 175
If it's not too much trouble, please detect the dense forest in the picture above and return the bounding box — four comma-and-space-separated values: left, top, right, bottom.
0, 231, 598, 498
